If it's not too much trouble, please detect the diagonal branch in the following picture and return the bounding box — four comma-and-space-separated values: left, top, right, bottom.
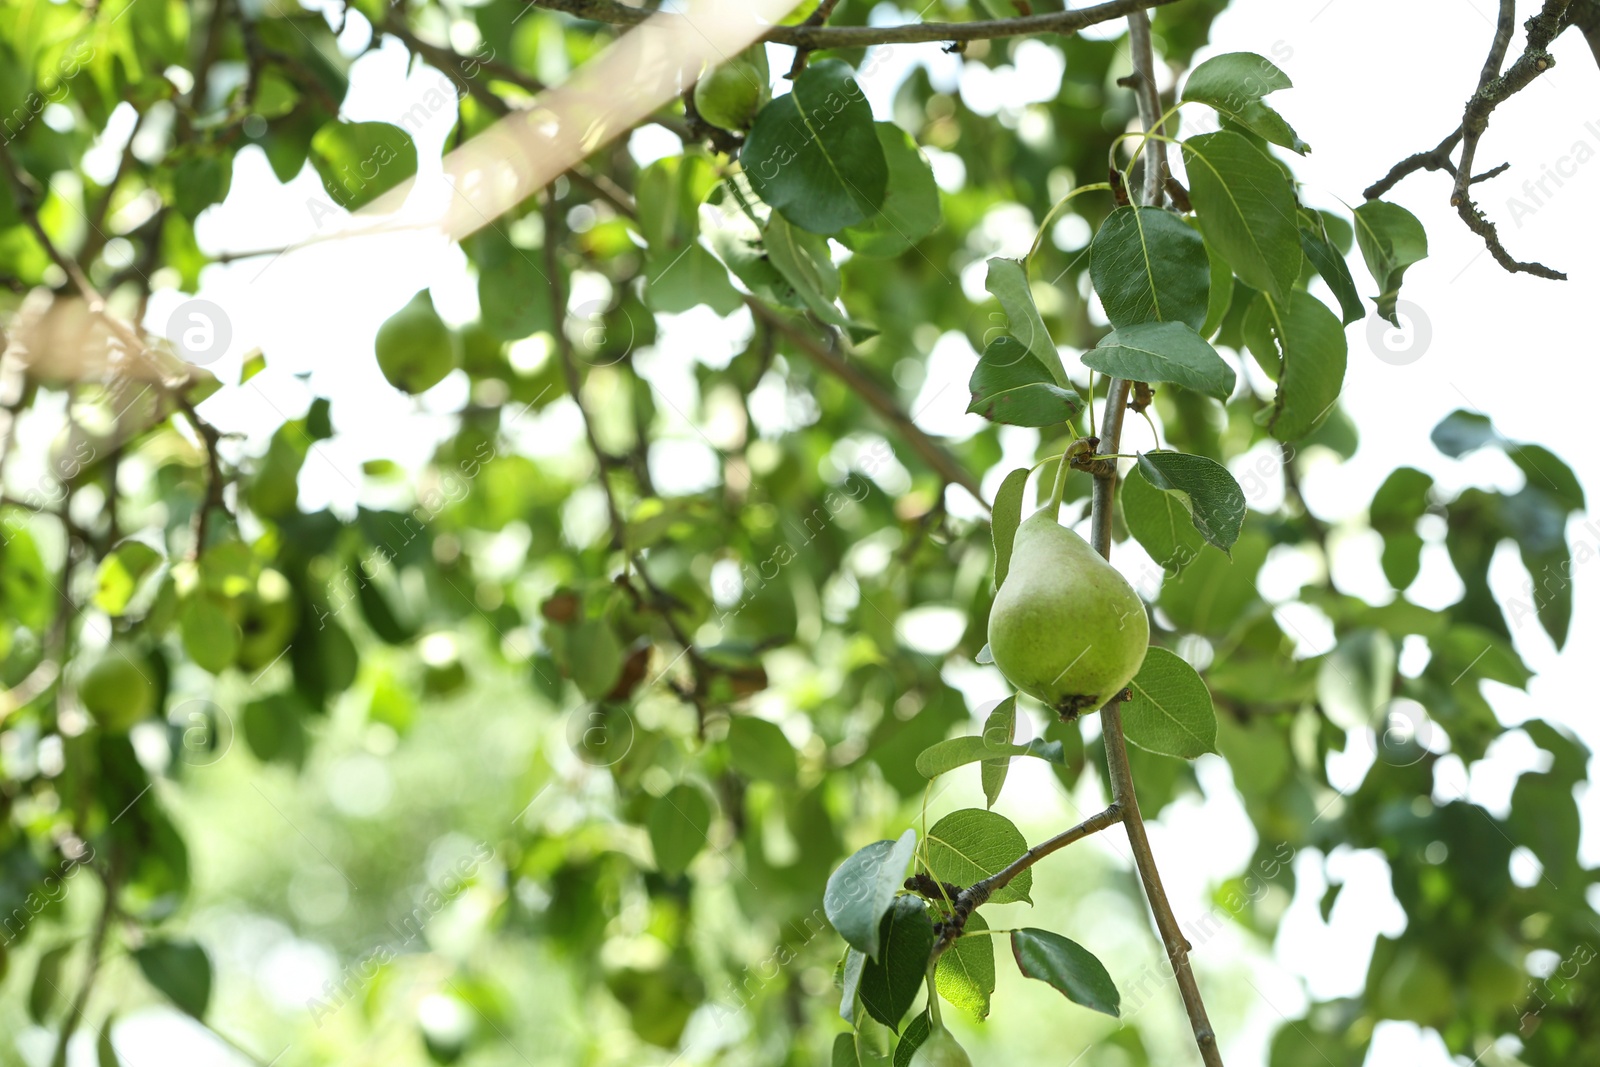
748, 301, 986, 507
529, 0, 1185, 49
1365, 0, 1574, 278
956, 804, 1123, 919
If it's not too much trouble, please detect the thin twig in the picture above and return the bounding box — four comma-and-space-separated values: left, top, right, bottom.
960, 804, 1122, 915
787, 0, 843, 79
748, 301, 986, 507
1092, 378, 1221, 1066
176, 394, 228, 557
1367, 0, 1573, 277
1363, 127, 1464, 200
544, 194, 626, 548
1451, 0, 1553, 207
382, 17, 545, 95
1125, 10, 1167, 208
529, 0, 1185, 48
1280, 441, 1328, 555
49, 872, 118, 1067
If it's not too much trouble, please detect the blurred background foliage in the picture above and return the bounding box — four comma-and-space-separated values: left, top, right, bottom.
0, 1, 1593, 1066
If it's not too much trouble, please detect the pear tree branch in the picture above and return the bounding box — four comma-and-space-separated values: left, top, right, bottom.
528, 0, 1186, 49
747, 301, 987, 507
1364, 0, 1576, 278
1085, 13, 1224, 1066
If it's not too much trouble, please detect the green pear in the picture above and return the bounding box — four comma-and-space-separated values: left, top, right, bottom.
80, 648, 156, 732
1374, 946, 1455, 1026
693, 47, 770, 132
987, 509, 1148, 717
910, 1030, 973, 1067
235, 568, 298, 672
375, 289, 456, 395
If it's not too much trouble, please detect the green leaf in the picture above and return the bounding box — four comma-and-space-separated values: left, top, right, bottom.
1121, 647, 1219, 759
0, 520, 53, 631
1316, 629, 1396, 731
840, 948, 864, 1022
915, 732, 1063, 780
1089, 206, 1210, 331
1221, 99, 1309, 154
967, 336, 1084, 427
647, 783, 713, 876
1352, 199, 1428, 325
826, 830, 918, 959
1433, 626, 1530, 688
981, 697, 1017, 808
1010, 928, 1121, 1017
859, 895, 936, 1032
1510, 444, 1584, 511
703, 175, 806, 308
992, 467, 1030, 591
1183, 51, 1293, 102
765, 212, 861, 331
840, 123, 943, 257
180, 594, 239, 674
1299, 215, 1365, 326
243, 692, 309, 768
1182, 131, 1303, 304
1083, 321, 1235, 401
29, 944, 70, 1022
636, 155, 742, 315
834, 1033, 861, 1067
1248, 291, 1348, 441
1431, 409, 1498, 458
94, 541, 163, 616
936, 912, 995, 1021
1370, 467, 1434, 530
637, 154, 716, 248
172, 153, 233, 219
98, 1018, 122, 1067
647, 244, 743, 316
892, 1011, 932, 1067
1122, 464, 1208, 574
1370, 467, 1434, 590
1136, 450, 1247, 552
743, 60, 888, 234
1199, 226, 1235, 338
568, 619, 622, 699
727, 716, 798, 783
473, 229, 554, 341
924, 808, 1030, 905
308, 120, 418, 210
134, 940, 212, 1019
984, 258, 1066, 384
1181, 53, 1306, 153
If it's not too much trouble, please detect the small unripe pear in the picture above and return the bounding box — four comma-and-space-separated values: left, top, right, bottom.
909, 1030, 973, 1067
987, 509, 1148, 717
375, 290, 456, 395
80, 648, 155, 732
693, 48, 770, 131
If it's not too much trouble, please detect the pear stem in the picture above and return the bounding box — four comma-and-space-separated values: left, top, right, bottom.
1086, 14, 1225, 1067
1047, 452, 1070, 513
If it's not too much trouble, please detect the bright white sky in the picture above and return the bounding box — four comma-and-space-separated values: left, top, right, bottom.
38, 1, 1599, 1064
